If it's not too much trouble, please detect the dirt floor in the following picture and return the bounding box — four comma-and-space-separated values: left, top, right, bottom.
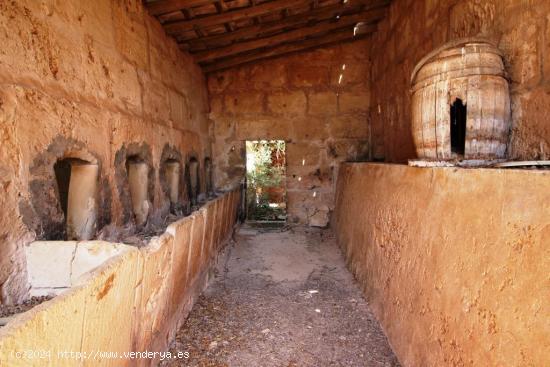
163, 225, 400, 367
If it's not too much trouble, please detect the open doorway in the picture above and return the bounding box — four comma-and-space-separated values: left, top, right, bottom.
245, 140, 286, 222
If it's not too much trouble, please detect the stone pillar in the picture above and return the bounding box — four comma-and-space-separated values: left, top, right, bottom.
128, 162, 150, 226
165, 161, 180, 204
66, 163, 99, 240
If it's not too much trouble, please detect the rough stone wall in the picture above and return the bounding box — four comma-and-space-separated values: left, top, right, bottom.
208, 40, 371, 225
0, 0, 211, 303
370, 0, 550, 162
333, 163, 550, 367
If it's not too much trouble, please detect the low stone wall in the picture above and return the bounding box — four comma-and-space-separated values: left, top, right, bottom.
0, 189, 240, 366
333, 163, 549, 367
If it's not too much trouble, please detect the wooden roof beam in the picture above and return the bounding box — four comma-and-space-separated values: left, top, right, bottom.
202, 25, 376, 73
164, 0, 311, 34
185, 0, 389, 51
147, 0, 219, 16
193, 8, 386, 62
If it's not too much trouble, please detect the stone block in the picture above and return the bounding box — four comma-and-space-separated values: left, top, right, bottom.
327, 139, 370, 162
288, 63, 330, 88
135, 234, 174, 352
209, 94, 224, 118
308, 91, 337, 116
499, 9, 541, 88
0, 280, 88, 366
141, 72, 171, 123
25, 241, 76, 290
202, 203, 216, 264
338, 91, 371, 113
225, 92, 264, 115
267, 91, 307, 116
291, 117, 328, 140
287, 165, 332, 190
329, 115, 369, 139
112, 3, 149, 71
286, 142, 322, 167
330, 61, 369, 87
250, 61, 288, 88
79, 0, 115, 47
236, 118, 290, 140
308, 205, 330, 228
109, 58, 143, 113
169, 90, 189, 126
208, 72, 233, 94
188, 213, 205, 282
80, 249, 140, 362
285, 190, 311, 224
71, 241, 131, 284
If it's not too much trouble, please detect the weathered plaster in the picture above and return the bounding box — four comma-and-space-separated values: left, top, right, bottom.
333, 163, 550, 366
0, 0, 211, 303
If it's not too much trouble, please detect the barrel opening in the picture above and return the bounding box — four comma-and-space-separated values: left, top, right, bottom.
450, 98, 467, 155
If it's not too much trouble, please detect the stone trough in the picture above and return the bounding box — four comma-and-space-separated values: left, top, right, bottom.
0, 189, 240, 366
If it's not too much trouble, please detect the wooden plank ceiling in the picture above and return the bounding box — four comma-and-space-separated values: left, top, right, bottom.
145, 0, 391, 73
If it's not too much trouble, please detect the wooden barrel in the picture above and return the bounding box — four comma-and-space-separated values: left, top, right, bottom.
410, 38, 511, 160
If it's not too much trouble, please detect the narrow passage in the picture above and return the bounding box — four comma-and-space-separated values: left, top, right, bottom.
164, 225, 400, 367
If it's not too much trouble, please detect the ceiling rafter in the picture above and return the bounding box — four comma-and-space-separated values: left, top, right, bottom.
185, 0, 388, 51
204, 25, 377, 73
144, 0, 392, 72
194, 8, 386, 62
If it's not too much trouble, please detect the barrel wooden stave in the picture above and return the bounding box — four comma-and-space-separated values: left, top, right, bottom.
411, 40, 511, 161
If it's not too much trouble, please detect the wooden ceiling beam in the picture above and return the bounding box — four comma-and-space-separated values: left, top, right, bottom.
147, 0, 219, 16
164, 0, 310, 34
193, 8, 385, 62
202, 25, 376, 73
185, 0, 389, 51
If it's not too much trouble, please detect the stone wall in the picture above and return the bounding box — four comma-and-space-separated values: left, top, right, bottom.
333, 163, 549, 366
0, 0, 211, 303
370, 0, 550, 162
208, 40, 371, 225
0, 190, 240, 366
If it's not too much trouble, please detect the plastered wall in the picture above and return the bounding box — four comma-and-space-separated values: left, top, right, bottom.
0, 190, 240, 366
208, 40, 371, 226
370, 0, 550, 162
333, 163, 550, 366
0, 0, 211, 303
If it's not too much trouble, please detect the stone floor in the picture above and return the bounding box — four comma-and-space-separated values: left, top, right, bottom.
163, 225, 400, 367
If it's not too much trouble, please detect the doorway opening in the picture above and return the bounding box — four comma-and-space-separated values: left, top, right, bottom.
245, 140, 286, 223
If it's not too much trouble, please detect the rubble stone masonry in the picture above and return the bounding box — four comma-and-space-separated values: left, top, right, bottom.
208, 40, 371, 226
0, 0, 211, 303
